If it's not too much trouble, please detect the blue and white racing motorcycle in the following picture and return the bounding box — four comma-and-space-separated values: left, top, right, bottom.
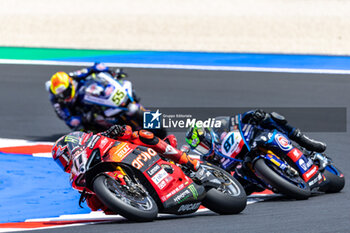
190, 116, 345, 200
78, 72, 166, 138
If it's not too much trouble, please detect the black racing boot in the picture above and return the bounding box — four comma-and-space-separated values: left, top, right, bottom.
290, 129, 326, 153
234, 166, 265, 195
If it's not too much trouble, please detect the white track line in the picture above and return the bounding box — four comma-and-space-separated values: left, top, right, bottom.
0, 138, 278, 232
0, 196, 278, 232
0, 138, 52, 148
1, 59, 350, 74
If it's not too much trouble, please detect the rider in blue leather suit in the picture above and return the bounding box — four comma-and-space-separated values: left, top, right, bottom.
46, 63, 129, 130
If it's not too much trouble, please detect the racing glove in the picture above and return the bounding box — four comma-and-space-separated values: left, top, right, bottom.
242, 109, 267, 125
250, 109, 267, 124
66, 116, 83, 130
114, 68, 128, 80
100, 125, 126, 139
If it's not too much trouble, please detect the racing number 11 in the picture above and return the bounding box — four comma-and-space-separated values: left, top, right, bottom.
112, 90, 126, 105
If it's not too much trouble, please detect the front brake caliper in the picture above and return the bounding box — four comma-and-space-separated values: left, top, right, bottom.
106, 171, 126, 186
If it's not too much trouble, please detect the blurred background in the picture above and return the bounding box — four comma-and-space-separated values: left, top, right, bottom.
1, 0, 350, 54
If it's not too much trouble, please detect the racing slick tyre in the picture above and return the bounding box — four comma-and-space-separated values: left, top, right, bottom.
319, 165, 345, 193
93, 175, 158, 222
201, 163, 247, 214
254, 158, 311, 200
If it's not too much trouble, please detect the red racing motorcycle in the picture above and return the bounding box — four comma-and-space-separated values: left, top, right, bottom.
63, 132, 247, 221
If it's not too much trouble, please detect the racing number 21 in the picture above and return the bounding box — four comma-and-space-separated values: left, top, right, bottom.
112, 90, 126, 105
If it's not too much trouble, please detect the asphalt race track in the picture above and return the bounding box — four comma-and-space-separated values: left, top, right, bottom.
0, 64, 349, 233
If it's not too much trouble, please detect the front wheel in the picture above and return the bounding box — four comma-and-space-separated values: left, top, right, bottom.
201, 163, 247, 214
254, 158, 311, 200
319, 165, 345, 193
93, 174, 158, 222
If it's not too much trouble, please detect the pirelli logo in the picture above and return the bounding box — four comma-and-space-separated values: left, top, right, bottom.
110, 143, 133, 162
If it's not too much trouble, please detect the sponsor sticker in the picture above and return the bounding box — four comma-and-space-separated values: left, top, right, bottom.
309, 173, 323, 186
151, 168, 168, 185
110, 143, 133, 161
173, 190, 191, 203
162, 183, 185, 201
131, 148, 158, 169
158, 180, 167, 190
104, 85, 115, 98
178, 202, 201, 212
287, 148, 303, 162
165, 145, 178, 155
188, 184, 198, 199
302, 165, 318, 182
275, 133, 293, 151
146, 164, 161, 177
299, 158, 308, 171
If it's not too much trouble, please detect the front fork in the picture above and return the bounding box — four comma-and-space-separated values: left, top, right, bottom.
310, 152, 331, 171
105, 165, 147, 196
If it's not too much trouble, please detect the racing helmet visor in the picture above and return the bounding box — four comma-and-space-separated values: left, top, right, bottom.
58, 84, 75, 101
186, 127, 213, 156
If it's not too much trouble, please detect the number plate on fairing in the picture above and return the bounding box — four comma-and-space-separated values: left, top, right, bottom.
221, 131, 245, 158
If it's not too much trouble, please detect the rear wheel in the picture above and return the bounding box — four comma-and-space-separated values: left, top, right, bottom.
93, 174, 158, 222
201, 163, 247, 214
254, 158, 311, 200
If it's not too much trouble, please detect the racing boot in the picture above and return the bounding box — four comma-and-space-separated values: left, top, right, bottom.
152, 135, 217, 184
234, 158, 265, 195
169, 143, 217, 185
193, 165, 221, 188
135, 130, 200, 171
158, 139, 219, 185
290, 128, 326, 153
233, 172, 264, 196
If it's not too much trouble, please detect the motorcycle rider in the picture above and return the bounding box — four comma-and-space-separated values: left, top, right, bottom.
52, 124, 205, 213
241, 109, 326, 153
46, 62, 131, 130
185, 109, 326, 194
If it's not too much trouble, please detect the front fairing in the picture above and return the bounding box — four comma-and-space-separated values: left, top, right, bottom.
64, 132, 91, 157
65, 131, 91, 189
82, 73, 133, 109
211, 115, 251, 170
69, 133, 116, 190
104, 142, 205, 214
